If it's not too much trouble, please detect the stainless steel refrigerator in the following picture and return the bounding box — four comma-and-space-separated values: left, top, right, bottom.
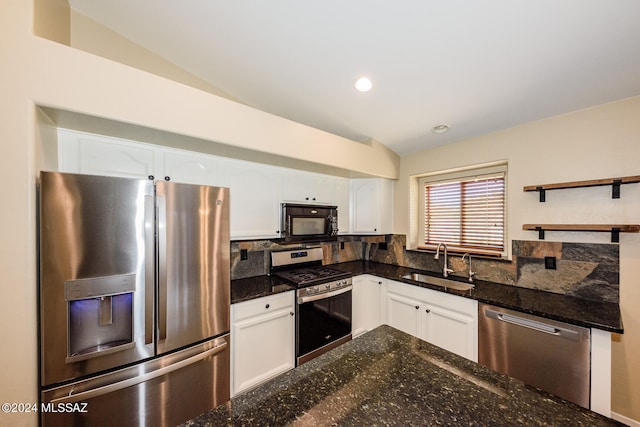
38, 171, 230, 426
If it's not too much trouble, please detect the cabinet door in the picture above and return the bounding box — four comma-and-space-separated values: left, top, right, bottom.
422, 302, 478, 362
350, 178, 393, 234
231, 293, 295, 395
352, 275, 384, 337
220, 159, 281, 239
351, 179, 379, 233
281, 170, 335, 204
334, 178, 350, 234
58, 129, 159, 178
385, 290, 422, 337
160, 149, 220, 186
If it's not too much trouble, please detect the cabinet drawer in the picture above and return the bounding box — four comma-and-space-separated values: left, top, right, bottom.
233, 292, 294, 322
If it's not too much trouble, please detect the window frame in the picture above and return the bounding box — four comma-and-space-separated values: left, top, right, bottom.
417, 164, 508, 257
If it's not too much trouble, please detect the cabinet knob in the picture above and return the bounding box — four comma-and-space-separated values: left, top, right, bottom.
290, 312, 294, 316
305, 197, 309, 200
425, 309, 431, 313
265, 304, 270, 309
415, 305, 420, 310
378, 281, 382, 285
148, 175, 155, 180
164, 176, 171, 181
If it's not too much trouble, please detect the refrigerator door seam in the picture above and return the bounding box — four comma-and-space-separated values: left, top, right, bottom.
156, 192, 168, 341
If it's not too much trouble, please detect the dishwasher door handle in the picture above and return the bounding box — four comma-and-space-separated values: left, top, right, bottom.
485, 308, 580, 341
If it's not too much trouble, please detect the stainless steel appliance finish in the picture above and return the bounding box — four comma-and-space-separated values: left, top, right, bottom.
271, 247, 352, 365
281, 203, 338, 242
478, 303, 591, 408
296, 278, 352, 365
39, 171, 230, 426
41, 336, 229, 427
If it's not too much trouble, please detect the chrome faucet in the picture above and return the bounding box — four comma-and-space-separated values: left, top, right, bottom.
434, 243, 454, 278
461, 253, 476, 283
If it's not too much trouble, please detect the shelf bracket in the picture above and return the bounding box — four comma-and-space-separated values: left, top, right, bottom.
612, 180, 622, 199
535, 226, 545, 240
536, 186, 546, 202
611, 227, 620, 243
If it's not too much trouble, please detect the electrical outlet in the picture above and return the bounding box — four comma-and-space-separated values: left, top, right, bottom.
240, 249, 248, 260
379, 242, 388, 250
544, 256, 556, 270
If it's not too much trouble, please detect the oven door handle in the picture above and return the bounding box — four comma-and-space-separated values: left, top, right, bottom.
298, 285, 352, 304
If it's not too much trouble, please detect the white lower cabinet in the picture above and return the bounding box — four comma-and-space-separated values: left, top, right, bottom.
231, 291, 295, 396
352, 275, 384, 337
384, 279, 478, 362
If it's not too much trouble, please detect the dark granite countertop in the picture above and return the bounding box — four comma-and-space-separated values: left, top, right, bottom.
230, 275, 295, 304
184, 325, 621, 426
231, 261, 622, 333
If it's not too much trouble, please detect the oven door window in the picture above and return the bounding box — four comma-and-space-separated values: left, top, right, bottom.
297, 290, 352, 357
291, 217, 327, 237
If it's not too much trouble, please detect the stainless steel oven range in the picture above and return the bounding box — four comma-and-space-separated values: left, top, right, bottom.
271, 248, 352, 365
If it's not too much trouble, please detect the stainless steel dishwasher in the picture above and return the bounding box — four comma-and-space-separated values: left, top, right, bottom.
478, 303, 591, 408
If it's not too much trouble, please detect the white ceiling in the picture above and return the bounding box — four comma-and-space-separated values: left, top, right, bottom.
68, 0, 640, 156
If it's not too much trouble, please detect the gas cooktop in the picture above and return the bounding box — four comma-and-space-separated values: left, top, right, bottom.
273, 266, 351, 287
270, 247, 351, 287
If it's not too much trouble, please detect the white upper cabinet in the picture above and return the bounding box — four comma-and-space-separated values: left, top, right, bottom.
334, 178, 350, 235
350, 178, 393, 234
281, 170, 336, 204
58, 128, 393, 240
58, 129, 220, 186
219, 158, 281, 240
58, 129, 159, 179
159, 149, 220, 186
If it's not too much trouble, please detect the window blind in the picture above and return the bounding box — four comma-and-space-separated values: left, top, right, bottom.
424, 175, 505, 252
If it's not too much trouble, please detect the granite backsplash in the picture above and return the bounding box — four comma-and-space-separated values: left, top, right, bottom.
231, 235, 619, 304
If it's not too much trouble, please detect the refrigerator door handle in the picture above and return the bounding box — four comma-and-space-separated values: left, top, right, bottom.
157, 194, 168, 340
144, 194, 155, 345
50, 338, 228, 404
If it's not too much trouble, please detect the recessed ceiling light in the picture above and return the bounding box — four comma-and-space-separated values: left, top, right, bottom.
431, 124, 450, 134
354, 77, 373, 92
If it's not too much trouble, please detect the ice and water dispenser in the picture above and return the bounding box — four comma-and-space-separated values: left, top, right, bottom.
64, 273, 136, 362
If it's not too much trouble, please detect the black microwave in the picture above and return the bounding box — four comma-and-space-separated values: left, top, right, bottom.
281, 203, 338, 243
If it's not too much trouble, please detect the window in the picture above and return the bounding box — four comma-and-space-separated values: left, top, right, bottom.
418, 167, 506, 256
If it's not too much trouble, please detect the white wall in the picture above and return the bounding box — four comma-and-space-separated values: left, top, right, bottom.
0, 1, 398, 426
395, 95, 640, 421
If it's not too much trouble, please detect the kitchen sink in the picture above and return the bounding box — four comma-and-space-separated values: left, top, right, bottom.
401, 273, 475, 291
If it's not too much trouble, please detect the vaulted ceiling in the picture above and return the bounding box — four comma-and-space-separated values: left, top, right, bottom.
69, 0, 640, 155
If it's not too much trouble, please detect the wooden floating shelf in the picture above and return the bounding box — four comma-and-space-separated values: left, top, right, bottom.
523, 175, 640, 202
522, 224, 640, 242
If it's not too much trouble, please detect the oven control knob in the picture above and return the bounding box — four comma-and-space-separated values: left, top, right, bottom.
314, 286, 319, 292
325, 284, 331, 290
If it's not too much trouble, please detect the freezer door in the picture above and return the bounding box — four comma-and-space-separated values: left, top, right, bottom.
156, 181, 230, 354
39, 172, 155, 387
41, 335, 230, 427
